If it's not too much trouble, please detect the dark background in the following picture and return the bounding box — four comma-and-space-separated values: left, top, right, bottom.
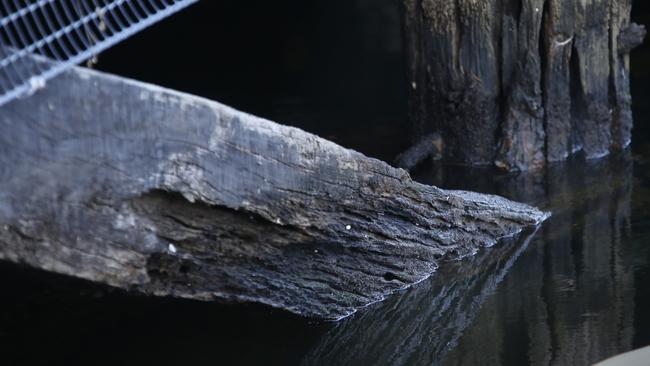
95, 0, 408, 162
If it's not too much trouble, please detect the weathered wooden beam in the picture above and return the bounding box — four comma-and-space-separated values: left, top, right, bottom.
0, 66, 548, 320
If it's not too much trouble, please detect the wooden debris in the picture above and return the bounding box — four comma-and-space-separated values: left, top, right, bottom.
0, 67, 548, 320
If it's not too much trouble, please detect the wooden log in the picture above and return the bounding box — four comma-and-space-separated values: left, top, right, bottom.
0, 66, 548, 320
401, 0, 646, 171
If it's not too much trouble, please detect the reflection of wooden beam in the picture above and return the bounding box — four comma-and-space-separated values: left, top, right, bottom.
302, 228, 539, 365
0, 67, 547, 320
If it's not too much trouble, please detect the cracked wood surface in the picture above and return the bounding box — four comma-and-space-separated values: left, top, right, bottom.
401, 0, 645, 171
0, 66, 548, 320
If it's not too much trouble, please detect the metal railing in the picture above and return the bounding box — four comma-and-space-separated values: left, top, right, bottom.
0, 0, 198, 106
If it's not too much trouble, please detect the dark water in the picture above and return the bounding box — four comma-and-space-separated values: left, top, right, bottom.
2, 1, 650, 365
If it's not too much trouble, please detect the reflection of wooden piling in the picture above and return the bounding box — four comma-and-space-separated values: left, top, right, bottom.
441, 155, 636, 366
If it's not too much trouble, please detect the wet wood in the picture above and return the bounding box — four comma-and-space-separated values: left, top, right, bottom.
401, 0, 645, 171
0, 66, 547, 320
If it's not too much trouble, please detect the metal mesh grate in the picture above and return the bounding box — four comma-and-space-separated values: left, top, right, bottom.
0, 0, 198, 106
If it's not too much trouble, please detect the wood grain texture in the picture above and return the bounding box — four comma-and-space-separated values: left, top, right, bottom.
0, 67, 547, 320
401, 0, 645, 171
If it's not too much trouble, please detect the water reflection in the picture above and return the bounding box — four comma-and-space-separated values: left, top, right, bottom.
300, 152, 648, 366
438, 154, 638, 366
302, 229, 539, 366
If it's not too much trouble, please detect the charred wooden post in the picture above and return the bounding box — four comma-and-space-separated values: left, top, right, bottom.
0, 67, 547, 320
401, 0, 645, 171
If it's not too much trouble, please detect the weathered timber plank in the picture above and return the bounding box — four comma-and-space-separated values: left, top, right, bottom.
0, 66, 548, 320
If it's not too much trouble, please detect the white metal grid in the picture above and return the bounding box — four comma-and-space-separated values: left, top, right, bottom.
0, 0, 198, 106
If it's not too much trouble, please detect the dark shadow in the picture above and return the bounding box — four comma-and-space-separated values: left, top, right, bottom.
0, 261, 330, 366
